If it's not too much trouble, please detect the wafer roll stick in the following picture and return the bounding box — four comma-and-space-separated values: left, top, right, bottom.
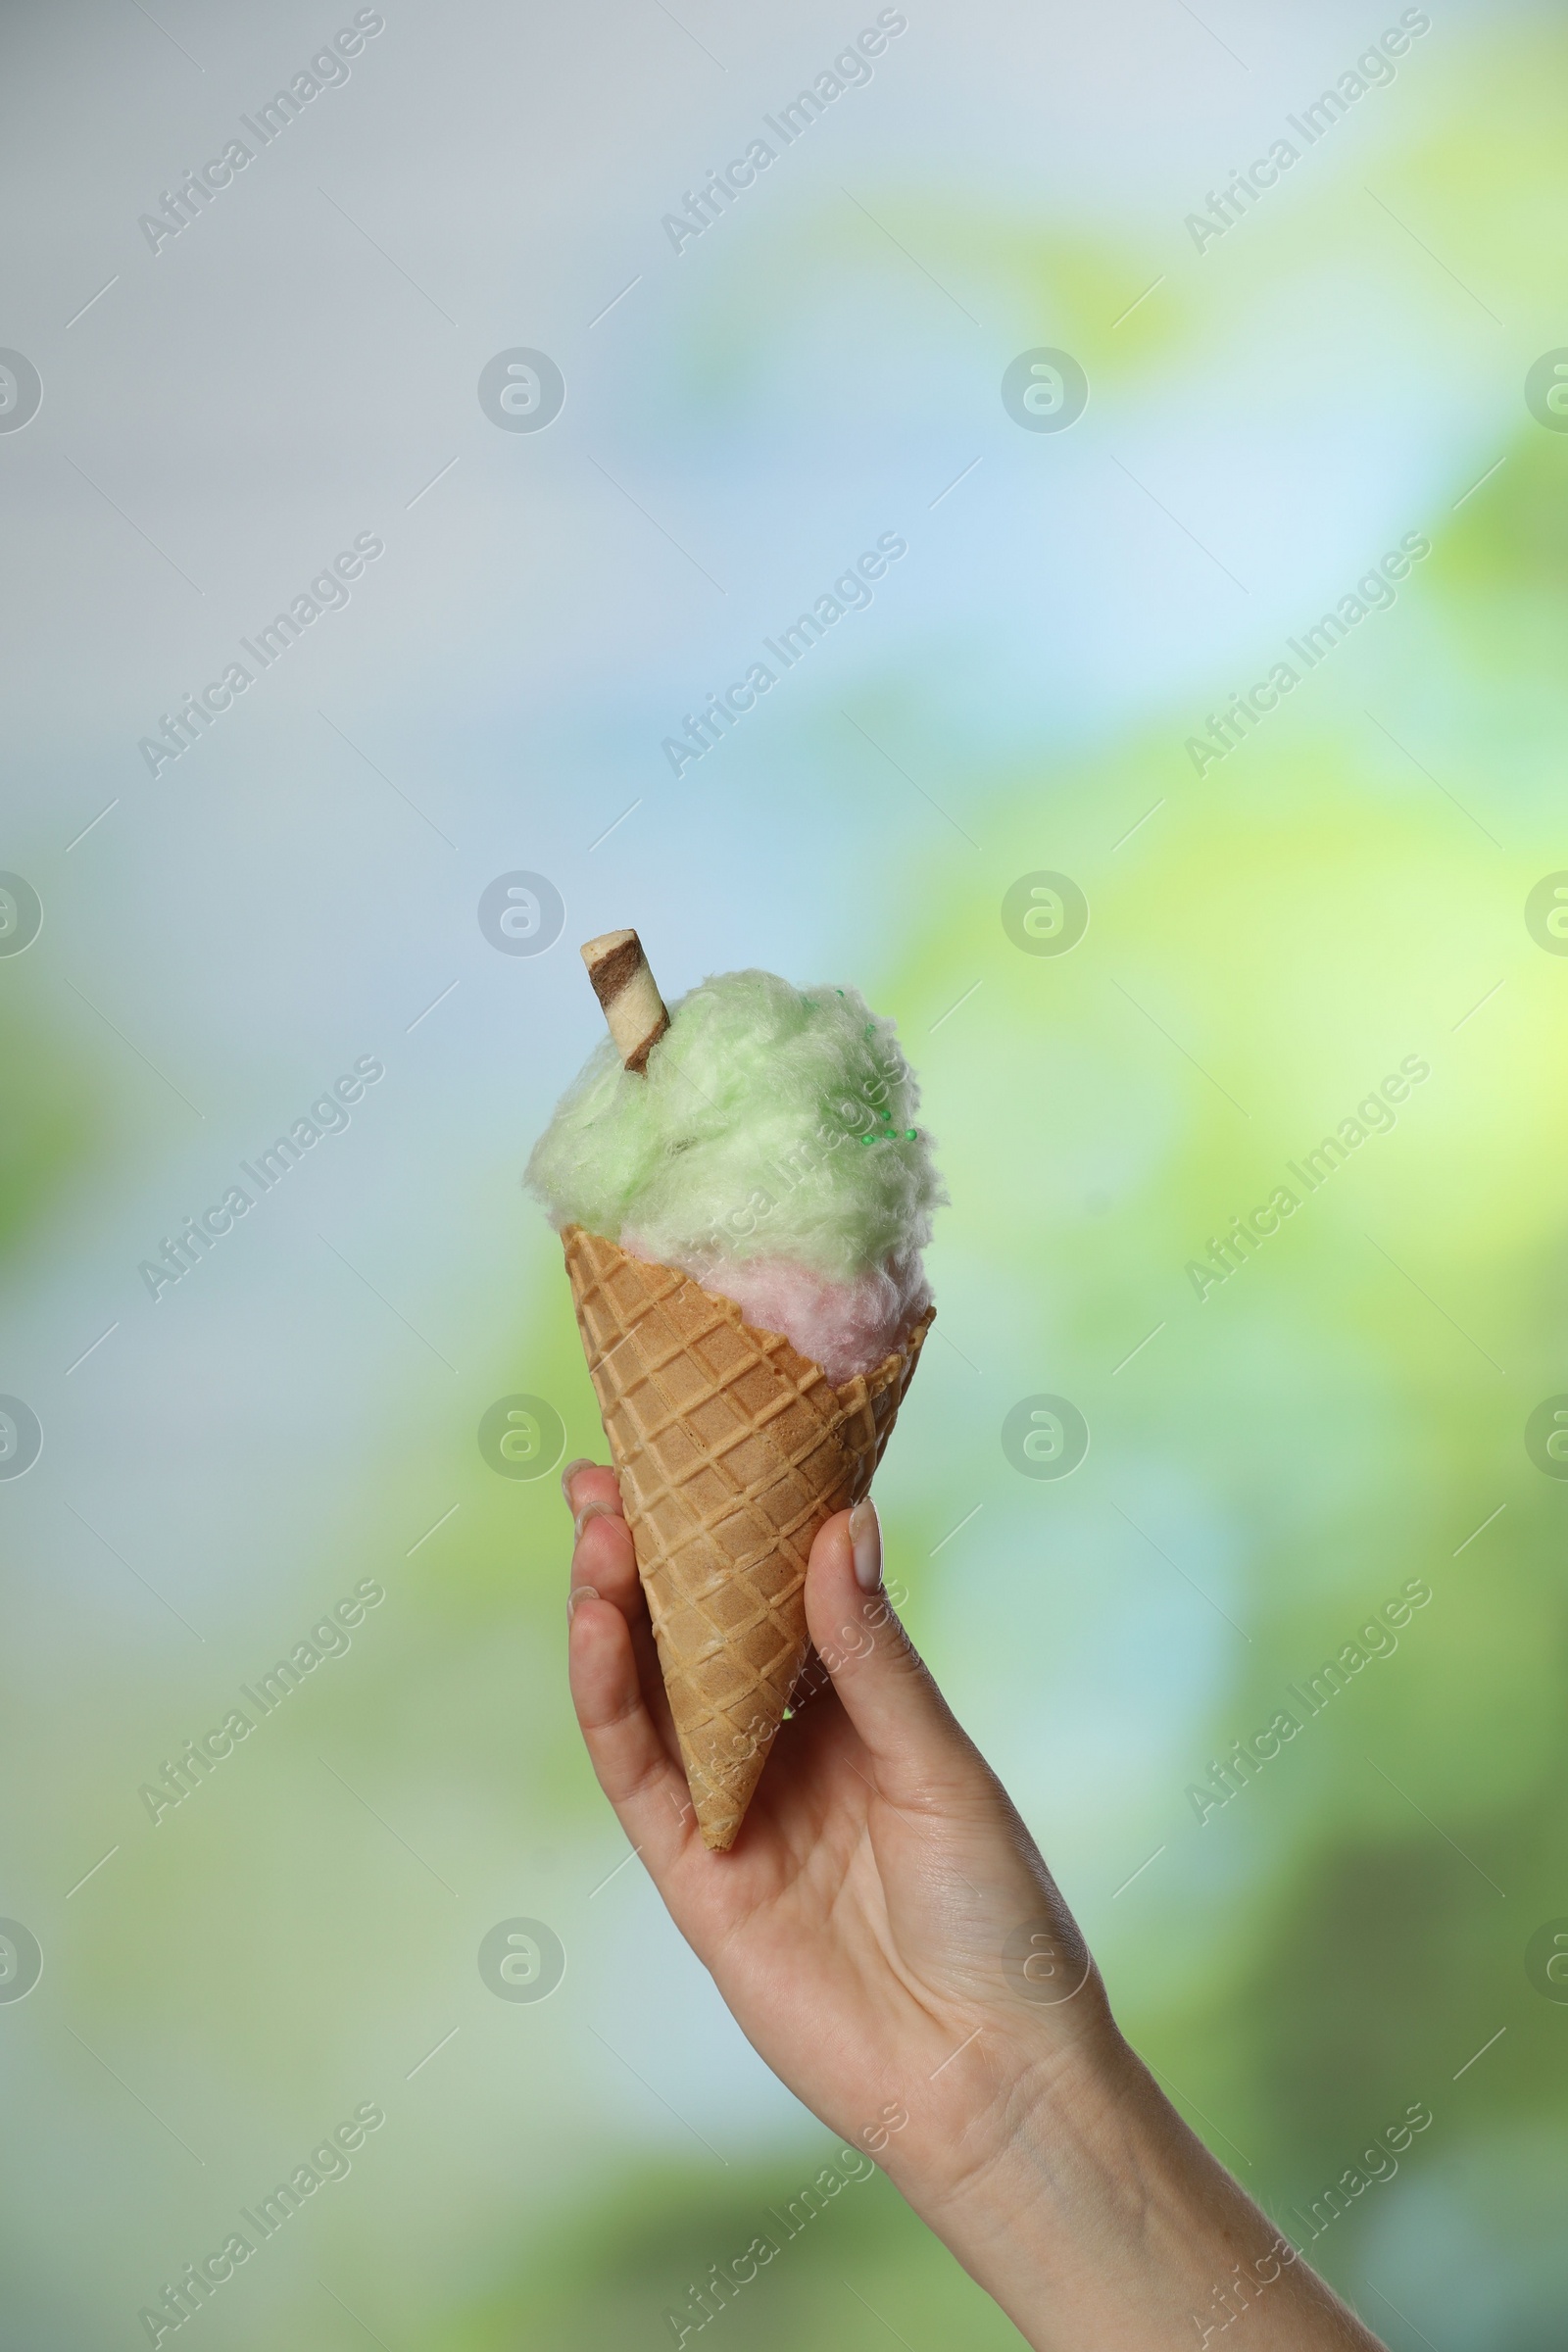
580, 928, 669, 1074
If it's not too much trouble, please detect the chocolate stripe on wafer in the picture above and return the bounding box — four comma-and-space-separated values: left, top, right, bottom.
580, 928, 669, 1073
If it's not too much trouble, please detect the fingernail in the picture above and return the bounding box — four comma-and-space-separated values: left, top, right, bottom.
849, 1497, 882, 1592
561, 1457, 594, 1506
567, 1584, 600, 1624
573, 1499, 616, 1544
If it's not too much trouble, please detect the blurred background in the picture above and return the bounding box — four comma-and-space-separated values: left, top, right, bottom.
2, 0, 1565, 2342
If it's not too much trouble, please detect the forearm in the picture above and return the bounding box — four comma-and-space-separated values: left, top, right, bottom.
902, 2032, 1385, 2352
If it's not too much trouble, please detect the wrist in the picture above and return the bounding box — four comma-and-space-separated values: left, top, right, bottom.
898, 2023, 1353, 2352
868, 1998, 1131, 2310
909, 2006, 1140, 2253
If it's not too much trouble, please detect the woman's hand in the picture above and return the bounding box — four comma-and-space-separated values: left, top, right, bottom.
564, 1459, 1109, 2202
563, 1461, 1387, 2352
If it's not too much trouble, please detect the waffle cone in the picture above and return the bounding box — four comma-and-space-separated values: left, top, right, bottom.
562, 1225, 933, 1849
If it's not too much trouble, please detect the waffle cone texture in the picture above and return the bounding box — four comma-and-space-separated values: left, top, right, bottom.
562, 1225, 933, 1849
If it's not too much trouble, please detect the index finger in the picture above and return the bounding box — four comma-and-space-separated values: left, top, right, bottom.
567, 1586, 700, 1869
564, 1460, 678, 1755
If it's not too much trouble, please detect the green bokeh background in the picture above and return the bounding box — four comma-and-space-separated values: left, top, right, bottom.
1, 2, 1565, 2345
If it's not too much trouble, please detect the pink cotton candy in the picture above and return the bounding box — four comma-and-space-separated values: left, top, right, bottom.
624, 1237, 930, 1386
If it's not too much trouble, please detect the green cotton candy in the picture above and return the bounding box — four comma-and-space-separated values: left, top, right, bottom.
525, 967, 944, 1281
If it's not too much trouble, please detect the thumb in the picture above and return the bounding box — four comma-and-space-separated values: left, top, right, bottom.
803, 1499, 982, 1806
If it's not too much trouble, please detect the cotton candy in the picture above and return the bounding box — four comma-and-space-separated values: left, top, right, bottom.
526, 967, 944, 1377
627, 1237, 930, 1387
